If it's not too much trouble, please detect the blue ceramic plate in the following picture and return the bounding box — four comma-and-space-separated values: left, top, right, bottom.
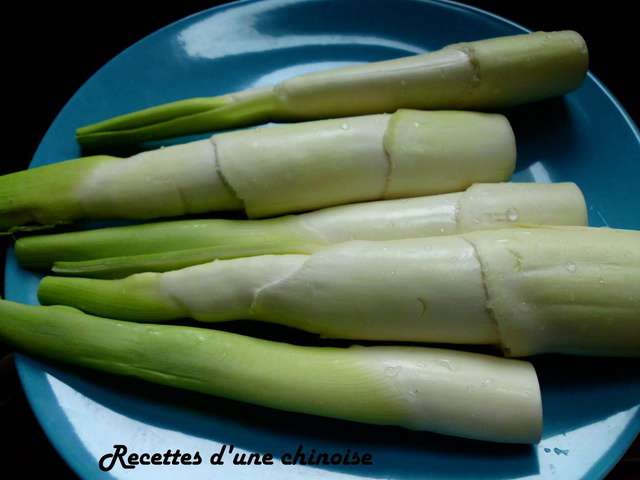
5, 0, 640, 478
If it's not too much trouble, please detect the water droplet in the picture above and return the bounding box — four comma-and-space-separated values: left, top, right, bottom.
413, 121, 420, 127
598, 277, 605, 285
544, 448, 551, 453
481, 378, 493, 387
506, 207, 519, 222
553, 448, 569, 456
340, 123, 350, 130
439, 227, 445, 233
385, 366, 401, 377
407, 389, 419, 401
416, 361, 426, 368
566, 262, 577, 273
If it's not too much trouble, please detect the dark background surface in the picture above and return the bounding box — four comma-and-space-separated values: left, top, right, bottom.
1, 1, 638, 477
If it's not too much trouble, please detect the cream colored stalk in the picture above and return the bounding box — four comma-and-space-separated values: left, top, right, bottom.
0, 110, 514, 230
16, 182, 586, 277
76, 31, 588, 148
38, 226, 640, 357
0, 299, 542, 443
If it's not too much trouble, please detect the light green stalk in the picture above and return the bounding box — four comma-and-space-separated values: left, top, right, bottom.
0, 141, 240, 231
16, 182, 587, 278
1, 110, 515, 230
76, 31, 588, 148
0, 300, 542, 443
0, 156, 116, 231
39, 226, 640, 357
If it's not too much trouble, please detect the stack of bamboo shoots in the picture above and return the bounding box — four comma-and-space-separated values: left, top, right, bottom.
1, 30, 638, 445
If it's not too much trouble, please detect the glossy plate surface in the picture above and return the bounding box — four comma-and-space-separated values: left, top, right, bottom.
5, 0, 640, 478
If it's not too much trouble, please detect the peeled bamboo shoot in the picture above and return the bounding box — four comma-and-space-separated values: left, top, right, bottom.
0, 110, 515, 230
76, 31, 588, 148
38, 226, 640, 357
0, 299, 542, 443
16, 182, 586, 277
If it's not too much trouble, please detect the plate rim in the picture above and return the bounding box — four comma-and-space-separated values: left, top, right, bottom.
7, 0, 640, 478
